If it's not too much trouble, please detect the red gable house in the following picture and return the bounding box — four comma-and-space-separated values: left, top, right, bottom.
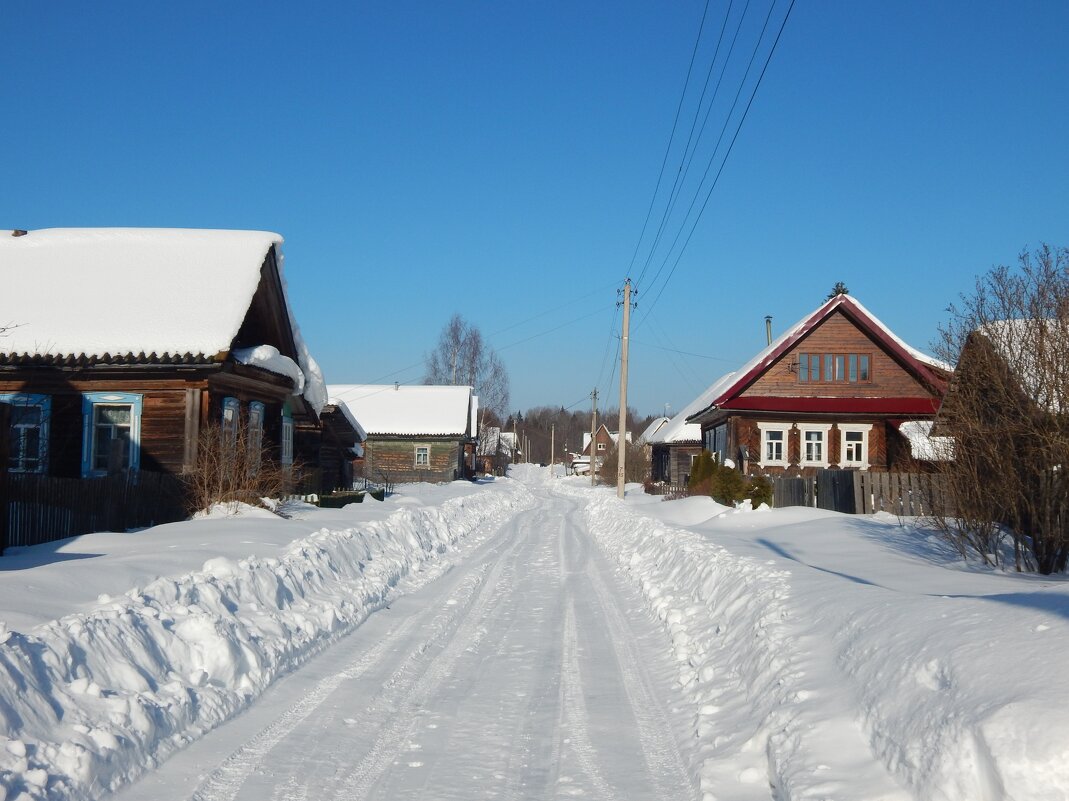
687, 294, 950, 476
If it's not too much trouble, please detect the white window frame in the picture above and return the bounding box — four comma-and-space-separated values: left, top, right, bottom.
838, 423, 872, 470
798, 423, 833, 468
0, 393, 50, 474
415, 445, 430, 467
757, 422, 791, 467
597, 441, 606, 451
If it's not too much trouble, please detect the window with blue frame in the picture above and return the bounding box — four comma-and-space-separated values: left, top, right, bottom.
222, 397, 240, 444
280, 408, 294, 467
0, 393, 51, 474
248, 401, 265, 471
81, 392, 143, 477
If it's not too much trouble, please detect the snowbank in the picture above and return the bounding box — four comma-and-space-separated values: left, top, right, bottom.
0, 480, 531, 800
562, 481, 1069, 801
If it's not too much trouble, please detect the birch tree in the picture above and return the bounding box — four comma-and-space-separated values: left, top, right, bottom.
424, 314, 510, 418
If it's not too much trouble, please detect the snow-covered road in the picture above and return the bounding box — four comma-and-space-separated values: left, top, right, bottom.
118, 485, 696, 801
9, 467, 1069, 800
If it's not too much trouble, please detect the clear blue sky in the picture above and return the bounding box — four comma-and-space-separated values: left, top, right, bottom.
4, 2, 1068, 417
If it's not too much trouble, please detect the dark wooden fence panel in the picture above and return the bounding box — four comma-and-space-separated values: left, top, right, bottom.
3, 472, 187, 551
816, 469, 857, 513
857, 471, 947, 516
646, 483, 691, 500
770, 470, 949, 516
0, 402, 8, 553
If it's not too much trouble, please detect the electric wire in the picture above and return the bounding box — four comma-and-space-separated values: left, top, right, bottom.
488, 278, 620, 339
628, 0, 713, 286
497, 305, 615, 353
640, 0, 777, 305
629, 337, 741, 363
635, 0, 740, 290
637, 0, 750, 288
638, 0, 796, 326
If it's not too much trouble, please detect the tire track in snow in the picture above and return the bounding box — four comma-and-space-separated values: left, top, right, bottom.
559, 596, 618, 801
190, 516, 527, 801
499, 514, 566, 801
575, 510, 696, 800
190, 609, 424, 801
328, 518, 527, 801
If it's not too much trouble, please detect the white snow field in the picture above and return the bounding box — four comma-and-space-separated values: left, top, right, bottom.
0, 467, 1067, 800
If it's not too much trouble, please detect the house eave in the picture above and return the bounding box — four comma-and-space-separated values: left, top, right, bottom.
717, 396, 941, 414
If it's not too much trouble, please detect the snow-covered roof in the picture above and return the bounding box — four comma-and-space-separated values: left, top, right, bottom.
1, 228, 279, 358
651, 372, 737, 444
637, 417, 670, 444
478, 426, 517, 457
688, 294, 949, 422
328, 384, 474, 437
729, 295, 948, 394
582, 428, 633, 452
897, 420, 954, 462
0, 228, 328, 413
978, 319, 1067, 412
324, 397, 367, 441
233, 346, 305, 393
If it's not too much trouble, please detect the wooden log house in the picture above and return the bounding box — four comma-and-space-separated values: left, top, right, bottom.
686, 294, 951, 477
0, 228, 360, 493
328, 384, 478, 484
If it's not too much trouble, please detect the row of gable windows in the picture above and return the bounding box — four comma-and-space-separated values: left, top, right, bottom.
757, 422, 873, 470
797, 352, 872, 383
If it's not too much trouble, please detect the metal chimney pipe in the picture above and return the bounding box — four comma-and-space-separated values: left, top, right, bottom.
765, 316, 773, 345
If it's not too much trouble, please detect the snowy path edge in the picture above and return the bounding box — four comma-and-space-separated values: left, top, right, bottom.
0, 482, 533, 801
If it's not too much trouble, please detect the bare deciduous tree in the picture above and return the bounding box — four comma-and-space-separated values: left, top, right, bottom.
598, 439, 650, 485
185, 420, 299, 515
425, 314, 510, 418
933, 245, 1069, 573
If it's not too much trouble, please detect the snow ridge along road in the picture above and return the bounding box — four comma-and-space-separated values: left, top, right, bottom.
562, 481, 914, 801
0, 481, 533, 801
120, 477, 697, 801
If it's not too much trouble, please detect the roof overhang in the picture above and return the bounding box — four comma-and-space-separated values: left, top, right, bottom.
717, 397, 941, 415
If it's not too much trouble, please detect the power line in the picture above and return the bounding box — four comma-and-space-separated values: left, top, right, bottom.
630, 337, 740, 363
636, 0, 751, 290
638, 0, 796, 325
488, 278, 620, 339
498, 305, 616, 353
640, 0, 777, 303
629, 0, 713, 286
635, 0, 741, 290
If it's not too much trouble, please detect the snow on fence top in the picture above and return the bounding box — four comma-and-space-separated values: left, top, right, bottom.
328, 384, 474, 437
0, 228, 281, 359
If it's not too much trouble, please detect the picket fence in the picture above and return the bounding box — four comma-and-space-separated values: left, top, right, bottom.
1, 472, 187, 551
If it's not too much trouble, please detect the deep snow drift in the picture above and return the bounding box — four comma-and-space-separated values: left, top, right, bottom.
560, 477, 1069, 801
0, 479, 532, 800
2, 468, 1068, 801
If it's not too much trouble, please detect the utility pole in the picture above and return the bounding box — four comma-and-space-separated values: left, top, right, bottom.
590, 388, 598, 487
617, 279, 634, 499
550, 423, 555, 475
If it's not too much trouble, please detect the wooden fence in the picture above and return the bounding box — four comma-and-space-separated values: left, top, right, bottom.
770, 470, 948, 516
2, 472, 187, 551
646, 483, 691, 500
